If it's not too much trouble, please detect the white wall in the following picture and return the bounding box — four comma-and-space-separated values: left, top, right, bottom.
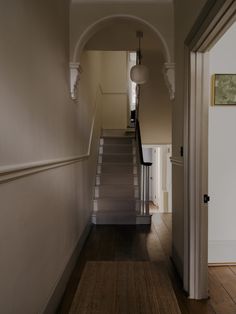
0, 3, 102, 313
208, 22, 236, 263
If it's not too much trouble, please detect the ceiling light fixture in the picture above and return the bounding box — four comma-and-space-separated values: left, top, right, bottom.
130, 31, 149, 84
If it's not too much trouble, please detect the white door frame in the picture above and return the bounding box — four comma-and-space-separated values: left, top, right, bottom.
184, 0, 236, 299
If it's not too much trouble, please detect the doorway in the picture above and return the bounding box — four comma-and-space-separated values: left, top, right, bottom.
142, 145, 172, 213
208, 22, 236, 265
185, 0, 236, 300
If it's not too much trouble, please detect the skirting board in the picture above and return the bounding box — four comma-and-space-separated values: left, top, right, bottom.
208, 240, 236, 264
43, 221, 92, 314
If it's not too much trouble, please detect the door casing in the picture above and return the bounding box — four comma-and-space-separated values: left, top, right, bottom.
184, 0, 236, 299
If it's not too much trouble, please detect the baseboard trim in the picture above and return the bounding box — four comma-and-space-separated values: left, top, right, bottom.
208, 262, 236, 266
208, 240, 236, 264
42, 221, 92, 314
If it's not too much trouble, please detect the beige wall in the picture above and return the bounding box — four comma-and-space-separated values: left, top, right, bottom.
0, 2, 101, 313
84, 19, 172, 141
173, 0, 208, 277
78, 51, 103, 151
80, 50, 129, 130
139, 50, 172, 144
102, 94, 128, 129
100, 51, 128, 129
83, 48, 172, 138
101, 51, 127, 93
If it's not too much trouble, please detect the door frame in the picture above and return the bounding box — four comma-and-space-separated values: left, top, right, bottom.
184, 0, 236, 299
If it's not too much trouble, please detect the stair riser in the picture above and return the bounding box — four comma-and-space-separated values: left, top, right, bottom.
100, 145, 135, 154
99, 155, 136, 163
97, 164, 137, 175
95, 186, 139, 199
100, 138, 133, 145
93, 130, 151, 226
93, 199, 138, 211
96, 175, 138, 185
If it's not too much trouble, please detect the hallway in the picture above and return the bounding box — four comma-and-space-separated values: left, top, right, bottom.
1, 1, 236, 312
57, 213, 236, 314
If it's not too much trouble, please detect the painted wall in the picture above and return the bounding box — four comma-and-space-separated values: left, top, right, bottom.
81, 47, 172, 136
100, 51, 128, 129
0, 3, 101, 313
208, 22, 236, 263
139, 50, 172, 144
84, 21, 172, 142
70, 2, 174, 62
78, 50, 103, 151
173, 0, 207, 278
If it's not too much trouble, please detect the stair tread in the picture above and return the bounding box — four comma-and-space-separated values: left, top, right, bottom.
93, 130, 145, 225
93, 210, 137, 214
101, 144, 134, 149
102, 134, 134, 138
95, 184, 136, 187
101, 144, 134, 147
97, 172, 137, 175
98, 162, 136, 166
94, 197, 137, 201
93, 211, 151, 215
99, 153, 134, 156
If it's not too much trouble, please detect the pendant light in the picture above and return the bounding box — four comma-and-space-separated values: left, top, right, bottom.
130, 31, 149, 84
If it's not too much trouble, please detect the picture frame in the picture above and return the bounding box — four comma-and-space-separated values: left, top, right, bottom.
211, 74, 236, 106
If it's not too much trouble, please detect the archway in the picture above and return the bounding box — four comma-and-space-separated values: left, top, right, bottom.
70, 15, 175, 102
72, 14, 172, 64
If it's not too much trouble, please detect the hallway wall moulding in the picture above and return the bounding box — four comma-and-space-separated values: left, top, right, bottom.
72, 15, 172, 64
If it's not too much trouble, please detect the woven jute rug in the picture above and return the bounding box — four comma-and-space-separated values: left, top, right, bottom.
69, 261, 181, 314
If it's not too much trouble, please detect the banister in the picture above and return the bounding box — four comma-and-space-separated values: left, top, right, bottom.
135, 118, 152, 217
135, 119, 152, 167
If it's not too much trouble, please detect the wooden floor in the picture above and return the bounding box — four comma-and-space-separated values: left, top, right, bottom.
58, 212, 236, 314
69, 261, 181, 314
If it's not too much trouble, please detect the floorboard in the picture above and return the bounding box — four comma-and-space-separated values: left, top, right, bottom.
57, 213, 236, 314
69, 261, 181, 314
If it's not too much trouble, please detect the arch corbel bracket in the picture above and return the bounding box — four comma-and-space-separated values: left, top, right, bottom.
163, 63, 175, 100
70, 62, 83, 100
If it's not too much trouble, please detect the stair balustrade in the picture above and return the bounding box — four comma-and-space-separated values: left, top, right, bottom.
135, 119, 152, 215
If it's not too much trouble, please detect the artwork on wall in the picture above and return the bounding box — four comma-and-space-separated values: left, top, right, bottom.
212, 74, 236, 105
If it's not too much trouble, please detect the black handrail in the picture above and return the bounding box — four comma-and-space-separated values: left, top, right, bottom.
135, 119, 152, 167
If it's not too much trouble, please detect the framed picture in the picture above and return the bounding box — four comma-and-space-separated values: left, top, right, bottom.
212, 74, 236, 105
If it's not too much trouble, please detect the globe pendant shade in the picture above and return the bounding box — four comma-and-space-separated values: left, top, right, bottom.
130, 64, 149, 84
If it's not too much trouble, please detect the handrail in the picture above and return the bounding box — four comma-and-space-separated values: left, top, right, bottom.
0, 86, 102, 184
135, 119, 152, 167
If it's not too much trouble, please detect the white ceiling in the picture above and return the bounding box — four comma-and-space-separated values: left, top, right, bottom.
73, 0, 171, 3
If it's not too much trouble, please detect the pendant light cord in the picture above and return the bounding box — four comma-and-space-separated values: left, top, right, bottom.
136, 31, 143, 65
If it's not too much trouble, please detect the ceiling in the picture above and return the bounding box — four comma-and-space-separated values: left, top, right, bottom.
85, 19, 164, 54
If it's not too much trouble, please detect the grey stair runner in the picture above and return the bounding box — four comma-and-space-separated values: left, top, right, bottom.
92, 129, 151, 225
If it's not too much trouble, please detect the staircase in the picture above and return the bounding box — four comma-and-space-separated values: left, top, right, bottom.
92, 129, 151, 225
